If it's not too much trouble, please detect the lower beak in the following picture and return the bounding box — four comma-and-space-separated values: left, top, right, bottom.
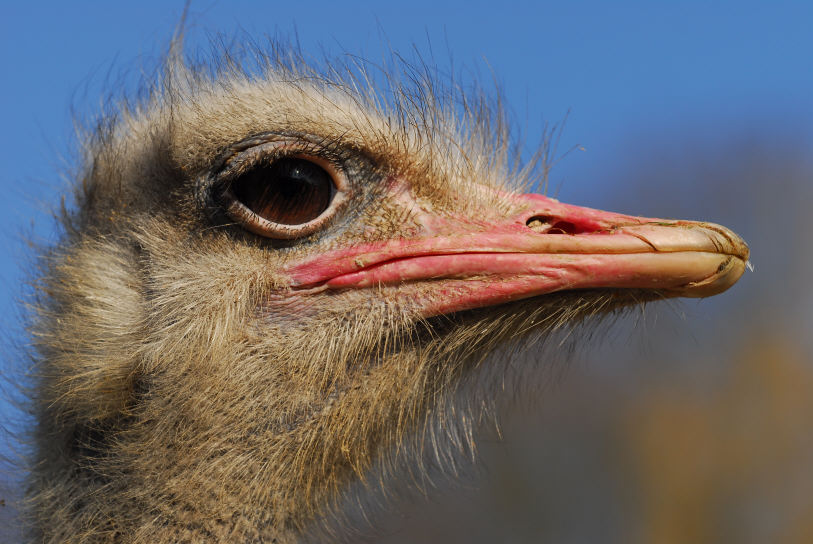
286, 192, 749, 316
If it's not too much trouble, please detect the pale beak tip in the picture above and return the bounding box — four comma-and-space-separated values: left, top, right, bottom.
669, 254, 747, 298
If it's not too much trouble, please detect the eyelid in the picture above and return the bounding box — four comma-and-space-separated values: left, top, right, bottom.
218, 141, 351, 240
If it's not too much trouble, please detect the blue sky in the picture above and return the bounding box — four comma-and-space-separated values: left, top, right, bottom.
1, 0, 811, 490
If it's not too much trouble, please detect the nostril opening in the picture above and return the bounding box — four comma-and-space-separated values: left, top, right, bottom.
526, 216, 583, 234
526, 216, 551, 231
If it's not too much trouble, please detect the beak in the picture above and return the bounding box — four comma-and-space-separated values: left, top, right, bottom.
286, 191, 749, 317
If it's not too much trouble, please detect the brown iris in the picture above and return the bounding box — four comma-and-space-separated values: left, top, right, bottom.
232, 158, 335, 226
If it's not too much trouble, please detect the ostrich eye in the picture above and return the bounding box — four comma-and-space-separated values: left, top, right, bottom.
222, 152, 349, 240
233, 158, 334, 225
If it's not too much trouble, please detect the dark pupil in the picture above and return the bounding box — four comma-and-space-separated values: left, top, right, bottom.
232, 158, 334, 225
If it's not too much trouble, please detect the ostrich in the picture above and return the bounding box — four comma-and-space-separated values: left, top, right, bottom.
24, 42, 748, 543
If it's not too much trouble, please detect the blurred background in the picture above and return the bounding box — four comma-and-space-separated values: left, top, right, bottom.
1, 1, 811, 542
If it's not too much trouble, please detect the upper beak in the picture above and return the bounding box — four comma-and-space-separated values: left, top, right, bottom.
285, 191, 749, 316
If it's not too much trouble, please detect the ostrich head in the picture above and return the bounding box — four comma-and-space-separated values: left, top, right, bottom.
26, 44, 748, 542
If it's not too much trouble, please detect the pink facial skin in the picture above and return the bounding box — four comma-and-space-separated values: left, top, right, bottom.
284, 190, 749, 318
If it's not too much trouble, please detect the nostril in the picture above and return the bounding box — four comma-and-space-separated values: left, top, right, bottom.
526, 216, 551, 232
526, 216, 583, 234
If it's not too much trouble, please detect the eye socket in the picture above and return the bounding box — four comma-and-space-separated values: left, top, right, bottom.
221, 148, 349, 240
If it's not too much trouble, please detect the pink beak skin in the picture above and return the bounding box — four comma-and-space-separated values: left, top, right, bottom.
285, 192, 750, 317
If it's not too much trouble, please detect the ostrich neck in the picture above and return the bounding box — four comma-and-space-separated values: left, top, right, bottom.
32, 325, 441, 542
